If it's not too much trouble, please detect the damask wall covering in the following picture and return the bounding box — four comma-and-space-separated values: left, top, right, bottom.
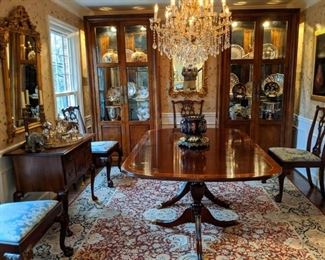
0, 0, 91, 151
298, 0, 325, 119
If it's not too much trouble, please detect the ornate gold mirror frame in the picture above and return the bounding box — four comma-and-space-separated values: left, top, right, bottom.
169, 60, 208, 98
0, 6, 45, 142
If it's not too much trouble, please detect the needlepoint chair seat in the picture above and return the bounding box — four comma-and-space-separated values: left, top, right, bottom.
62, 106, 123, 188
0, 200, 73, 259
269, 148, 321, 164
268, 105, 325, 203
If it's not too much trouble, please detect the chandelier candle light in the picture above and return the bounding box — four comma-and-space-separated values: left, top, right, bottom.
150, 0, 232, 66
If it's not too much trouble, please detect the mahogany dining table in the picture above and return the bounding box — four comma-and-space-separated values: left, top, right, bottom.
122, 128, 281, 259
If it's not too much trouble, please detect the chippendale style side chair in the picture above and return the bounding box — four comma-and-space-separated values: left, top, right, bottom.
62, 106, 123, 187
172, 100, 204, 128
268, 105, 325, 202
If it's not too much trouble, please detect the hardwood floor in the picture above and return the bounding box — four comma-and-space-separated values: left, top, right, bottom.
288, 171, 325, 214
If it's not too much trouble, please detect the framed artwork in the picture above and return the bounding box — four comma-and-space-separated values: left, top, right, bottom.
311, 28, 325, 101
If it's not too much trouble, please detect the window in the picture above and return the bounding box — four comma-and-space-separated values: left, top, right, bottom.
49, 17, 82, 116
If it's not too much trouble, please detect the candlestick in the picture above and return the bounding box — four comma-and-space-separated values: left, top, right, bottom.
171, 0, 176, 16
154, 4, 158, 20
199, 0, 203, 16
25, 89, 30, 105
21, 91, 26, 108
39, 89, 43, 104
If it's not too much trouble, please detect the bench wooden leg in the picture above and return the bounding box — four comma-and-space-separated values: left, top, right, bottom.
106, 154, 114, 188
58, 208, 73, 257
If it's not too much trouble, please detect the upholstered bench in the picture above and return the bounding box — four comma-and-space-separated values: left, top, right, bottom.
0, 200, 73, 259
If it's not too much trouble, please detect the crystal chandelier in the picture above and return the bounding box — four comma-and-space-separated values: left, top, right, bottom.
150, 0, 232, 66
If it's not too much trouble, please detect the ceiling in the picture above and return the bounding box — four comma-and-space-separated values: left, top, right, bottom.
52, 0, 319, 17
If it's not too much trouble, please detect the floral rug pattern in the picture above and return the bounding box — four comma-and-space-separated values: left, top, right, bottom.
32, 167, 325, 260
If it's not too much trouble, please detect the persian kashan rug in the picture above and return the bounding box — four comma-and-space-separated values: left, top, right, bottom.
33, 167, 325, 260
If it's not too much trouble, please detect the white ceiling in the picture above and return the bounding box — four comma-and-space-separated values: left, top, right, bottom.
73, 0, 317, 9
53, 0, 320, 17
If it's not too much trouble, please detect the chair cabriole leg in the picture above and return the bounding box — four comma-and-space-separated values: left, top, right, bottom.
275, 172, 287, 203
319, 165, 325, 197
306, 167, 313, 187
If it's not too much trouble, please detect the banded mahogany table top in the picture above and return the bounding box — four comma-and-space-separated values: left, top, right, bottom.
122, 128, 281, 182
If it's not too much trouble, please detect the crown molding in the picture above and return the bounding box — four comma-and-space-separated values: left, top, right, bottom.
51, 0, 94, 18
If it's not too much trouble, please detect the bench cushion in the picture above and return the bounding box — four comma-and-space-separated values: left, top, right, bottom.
0, 200, 58, 244
268, 147, 321, 163
91, 141, 118, 154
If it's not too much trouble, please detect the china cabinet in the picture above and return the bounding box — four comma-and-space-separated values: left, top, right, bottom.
218, 9, 299, 150
84, 14, 159, 156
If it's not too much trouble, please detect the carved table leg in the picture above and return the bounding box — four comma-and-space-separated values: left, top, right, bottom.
90, 163, 98, 201
158, 182, 190, 209
203, 183, 229, 208
57, 191, 73, 237
155, 182, 238, 259
159, 182, 229, 209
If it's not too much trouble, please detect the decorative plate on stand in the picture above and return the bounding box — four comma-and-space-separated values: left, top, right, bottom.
262, 43, 278, 59
231, 44, 245, 59
128, 82, 137, 98
262, 73, 284, 97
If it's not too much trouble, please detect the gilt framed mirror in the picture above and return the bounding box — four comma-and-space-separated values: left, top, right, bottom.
169, 59, 208, 98
0, 6, 44, 142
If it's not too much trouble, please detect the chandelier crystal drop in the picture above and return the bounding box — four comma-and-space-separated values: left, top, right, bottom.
149, 0, 232, 66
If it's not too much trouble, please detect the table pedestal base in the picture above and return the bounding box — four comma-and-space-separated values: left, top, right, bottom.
155, 182, 238, 260
158, 181, 230, 209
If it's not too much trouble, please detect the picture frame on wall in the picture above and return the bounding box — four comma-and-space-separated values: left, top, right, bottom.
311, 28, 325, 101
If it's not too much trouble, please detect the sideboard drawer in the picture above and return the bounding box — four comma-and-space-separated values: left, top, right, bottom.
63, 155, 76, 187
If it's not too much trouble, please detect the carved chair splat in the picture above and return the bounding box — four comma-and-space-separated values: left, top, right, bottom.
62, 106, 123, 188
172, 100, 204, 128
268, 105, 325, 202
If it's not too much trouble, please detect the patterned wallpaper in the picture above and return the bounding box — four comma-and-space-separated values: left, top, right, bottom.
298, 0, 325, 119
0, 0, 90, 151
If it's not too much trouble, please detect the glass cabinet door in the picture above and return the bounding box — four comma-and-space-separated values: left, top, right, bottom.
95, 26, 118, 64
229, 64, 253, 120
229, 20, 255, 121
259, 64, 284, 120
124, 24, 150, 122
124, 25, 148, 63
97, 67, 121, 121
126, 67, 150, 121
231, 21, 255, 60
262, 20, 287, 59
259, 20, 287, 120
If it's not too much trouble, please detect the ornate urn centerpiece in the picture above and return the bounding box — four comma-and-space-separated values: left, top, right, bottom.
178, 114, 209, 149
